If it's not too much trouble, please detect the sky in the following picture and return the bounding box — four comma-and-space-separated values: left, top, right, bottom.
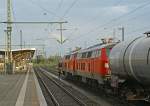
0, 0, 150, 56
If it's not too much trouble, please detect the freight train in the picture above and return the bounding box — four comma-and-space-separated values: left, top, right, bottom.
60, 32, 150, 102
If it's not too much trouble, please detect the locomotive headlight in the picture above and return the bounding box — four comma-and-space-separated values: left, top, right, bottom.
105, 63, 109, 68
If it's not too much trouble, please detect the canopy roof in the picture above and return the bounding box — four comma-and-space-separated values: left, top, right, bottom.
0, 48, 36, 62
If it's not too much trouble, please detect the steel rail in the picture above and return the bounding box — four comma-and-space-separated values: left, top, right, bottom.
41, 70, 87, 106
35, 70, 60, 106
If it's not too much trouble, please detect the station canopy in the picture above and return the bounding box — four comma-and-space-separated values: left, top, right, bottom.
0, 48, 36, 62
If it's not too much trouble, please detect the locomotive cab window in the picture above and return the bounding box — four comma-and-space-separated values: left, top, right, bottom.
92, 50, 97, 58
65, 55, 71, 60
77, 53, 82, 59
82, 52, 87, 58
94, 50, 101, 57
87, 51, 92, 58
97, 50, 101, 57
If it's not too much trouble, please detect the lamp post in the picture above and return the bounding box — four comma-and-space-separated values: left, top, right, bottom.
35, 38, 46, 58
118, 27, 125, 41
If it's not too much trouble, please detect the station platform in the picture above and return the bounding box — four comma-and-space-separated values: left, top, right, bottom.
0, 69, 47, 106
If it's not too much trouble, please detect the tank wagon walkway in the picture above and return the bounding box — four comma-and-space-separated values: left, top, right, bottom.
0, 69, 47, 106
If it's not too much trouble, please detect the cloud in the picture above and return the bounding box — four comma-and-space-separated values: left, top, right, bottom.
111, 5, 129, 13
103, 5, 129, 14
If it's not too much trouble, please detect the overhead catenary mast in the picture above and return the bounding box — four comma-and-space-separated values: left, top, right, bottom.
5, 0, 13, 74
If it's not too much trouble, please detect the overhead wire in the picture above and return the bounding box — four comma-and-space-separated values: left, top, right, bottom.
76, 0, 124, 29
29, 0, 67, 38
56, 0, 80, 42
28, 0, 79, 30
105, 9, 150, 30
70, 0, 150, 42
58, 0, 63, 10
48, 0, 64, 36
53, 0, 80, 42
49, 0, 64, 21
66, 0, 124, 44
82, 15, 150, 47
126, 25, 150, 35
67, 0, 124, 45
29, 0, 63, 20
60, 0, 79, 19
68, 0, 125, 41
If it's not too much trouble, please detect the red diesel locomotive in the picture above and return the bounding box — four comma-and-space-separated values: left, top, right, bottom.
62, 42, 116, 85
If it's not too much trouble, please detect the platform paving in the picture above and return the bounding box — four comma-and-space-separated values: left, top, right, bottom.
0, 69, 47, 106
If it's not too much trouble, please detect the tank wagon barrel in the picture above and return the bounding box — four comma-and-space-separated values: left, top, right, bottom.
109, 35, 150, 86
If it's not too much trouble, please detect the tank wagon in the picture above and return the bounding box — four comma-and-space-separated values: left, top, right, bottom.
109, 33, 150, 101
110, 36, 150, 85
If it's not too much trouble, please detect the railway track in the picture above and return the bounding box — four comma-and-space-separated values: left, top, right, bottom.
40, 67, 140, 106
35, 68, 87, 106
38, 67, 150, 106
35, 69, 59, 106
39, 67, 100, 106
